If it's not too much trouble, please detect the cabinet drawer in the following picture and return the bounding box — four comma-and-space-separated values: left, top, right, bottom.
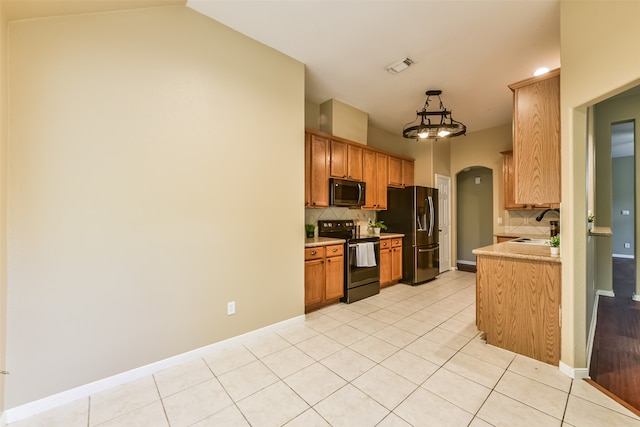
325, 244, 344, 257
391, 238, 402, 248
380, 239, 391, 249
305, 247, 325, 261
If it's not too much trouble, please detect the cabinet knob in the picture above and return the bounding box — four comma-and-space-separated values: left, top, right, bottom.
332, 248, 338, 253
311, 251, 317, 255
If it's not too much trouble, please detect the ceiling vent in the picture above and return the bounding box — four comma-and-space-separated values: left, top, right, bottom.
386, 57, 414, 74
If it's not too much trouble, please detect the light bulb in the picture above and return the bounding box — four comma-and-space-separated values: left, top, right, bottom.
437, 129, 451, 137
418, 130, 429, 139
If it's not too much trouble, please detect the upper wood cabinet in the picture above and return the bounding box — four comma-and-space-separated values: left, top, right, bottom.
305, 133, 330, 208
388, 157, 415, 188
304, 129, 413, 210
330, 139, 363, 181
501, 151, 549, 210
509, 69, 561, 205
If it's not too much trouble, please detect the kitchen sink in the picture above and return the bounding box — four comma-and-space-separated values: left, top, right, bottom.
510, 238, 549, 245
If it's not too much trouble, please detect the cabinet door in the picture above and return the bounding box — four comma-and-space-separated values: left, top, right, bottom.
512, 71, 560, 204
388, 156, 403, 187
375, 153, 388, 210
325, 255, 344, 300
309, 134, 330, 207
380, 248, 391, 285
402, 160, 414, 187
305, 134, 311, 207
347, 144, 363, 181
362, 149, 377, 209
502, 151, 527, 210
391, 246, 403, 281
330, 139, 348, 178
304, 259, 324, 306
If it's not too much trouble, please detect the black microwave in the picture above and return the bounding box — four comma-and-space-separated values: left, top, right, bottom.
329, 178, 366, 207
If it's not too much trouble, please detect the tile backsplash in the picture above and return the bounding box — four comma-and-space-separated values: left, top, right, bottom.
501, 209, 560, 237
305, 208, 376, 237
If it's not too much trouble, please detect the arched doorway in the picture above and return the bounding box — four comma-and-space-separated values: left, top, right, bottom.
455, 166, 493, 272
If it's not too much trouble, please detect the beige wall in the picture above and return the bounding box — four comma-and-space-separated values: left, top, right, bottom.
450, 124, 512, 265
5, 6, 304, 408
560, 0, 640, 370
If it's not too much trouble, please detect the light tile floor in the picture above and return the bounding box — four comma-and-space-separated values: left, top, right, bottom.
10, 270, 640, 427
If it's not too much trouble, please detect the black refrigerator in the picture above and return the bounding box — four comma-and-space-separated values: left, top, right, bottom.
378, 186, 439, 285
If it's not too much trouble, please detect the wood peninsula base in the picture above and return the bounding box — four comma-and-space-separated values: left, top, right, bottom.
474, 243, 561, 366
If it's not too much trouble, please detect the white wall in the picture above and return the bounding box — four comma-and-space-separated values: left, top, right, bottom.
5, 6, 304, 407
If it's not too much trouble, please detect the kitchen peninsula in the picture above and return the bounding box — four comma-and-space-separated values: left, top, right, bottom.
473, 240, 561, 365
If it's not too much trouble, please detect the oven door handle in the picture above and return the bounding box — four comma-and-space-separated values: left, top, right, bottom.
349, 241, 380, 248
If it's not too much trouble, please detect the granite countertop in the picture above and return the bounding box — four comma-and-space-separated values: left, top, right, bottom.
379, 232, 405, 239
304, 232, 405, 248
473, 241, 561, 263
304, 237, 346, 248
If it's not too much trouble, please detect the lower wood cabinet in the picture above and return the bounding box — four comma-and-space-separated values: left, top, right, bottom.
380, 237, 403, 287
476, 254, 561, 365
304, 244, 344, 312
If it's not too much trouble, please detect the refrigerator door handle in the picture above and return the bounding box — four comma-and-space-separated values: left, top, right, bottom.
427, 196, 434, 236
418, 247, 438, 253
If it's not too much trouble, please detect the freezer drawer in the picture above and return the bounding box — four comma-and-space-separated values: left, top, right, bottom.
403, 245, 439, 285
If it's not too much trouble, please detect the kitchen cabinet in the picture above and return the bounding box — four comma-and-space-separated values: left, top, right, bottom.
380, 237, 403, 287
509, 69, 561, 205
305, 133, 330, 208
501, 151, 550, 210
304, 244, 344, 313
496, 236, 518, 243
388, 157, 415, 188
362, 150, 388, 210
476, 253, 561, 365
391, 238, 403, 281
330, 139, 363, 181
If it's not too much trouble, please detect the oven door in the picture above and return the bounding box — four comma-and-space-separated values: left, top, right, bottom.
347, 240, 380, 289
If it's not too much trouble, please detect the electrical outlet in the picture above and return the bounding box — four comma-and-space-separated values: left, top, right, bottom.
227, 301, 236, 315
523, 217, 529, 224
497, 217, 502, 225
625, 243, 631, 249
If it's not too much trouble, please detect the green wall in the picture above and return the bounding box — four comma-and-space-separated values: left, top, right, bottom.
456, 167, 493, 263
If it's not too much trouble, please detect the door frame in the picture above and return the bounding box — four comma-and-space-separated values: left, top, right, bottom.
435, 174, 452, 273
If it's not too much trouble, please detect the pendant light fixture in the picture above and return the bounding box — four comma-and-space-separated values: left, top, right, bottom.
402, 90, 466, 140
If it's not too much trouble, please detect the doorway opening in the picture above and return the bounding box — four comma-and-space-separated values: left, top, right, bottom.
456, 166, 493, 273
611, 120, 636, 299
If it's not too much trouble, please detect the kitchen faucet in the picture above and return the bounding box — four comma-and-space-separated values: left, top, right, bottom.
536, 208, 560, 222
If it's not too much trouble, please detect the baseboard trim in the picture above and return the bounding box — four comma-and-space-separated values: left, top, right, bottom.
4, 315, 305, 424
559, 361, 590, 380
1, 411, 6, 427
596, 289, 615, 298
586, 293, 601, 372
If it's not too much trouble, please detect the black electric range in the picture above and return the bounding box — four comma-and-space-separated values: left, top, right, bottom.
318, 220, 380, 303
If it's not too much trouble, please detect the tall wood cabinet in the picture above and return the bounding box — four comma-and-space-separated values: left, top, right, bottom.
509, 69, 561, 205
305, 133, 330, 208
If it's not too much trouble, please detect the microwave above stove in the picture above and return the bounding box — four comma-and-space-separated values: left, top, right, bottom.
329, 178, 366, 207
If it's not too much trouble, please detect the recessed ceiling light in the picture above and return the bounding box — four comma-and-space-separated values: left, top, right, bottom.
386, 57, 414, 74
533, 67, 550, 77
